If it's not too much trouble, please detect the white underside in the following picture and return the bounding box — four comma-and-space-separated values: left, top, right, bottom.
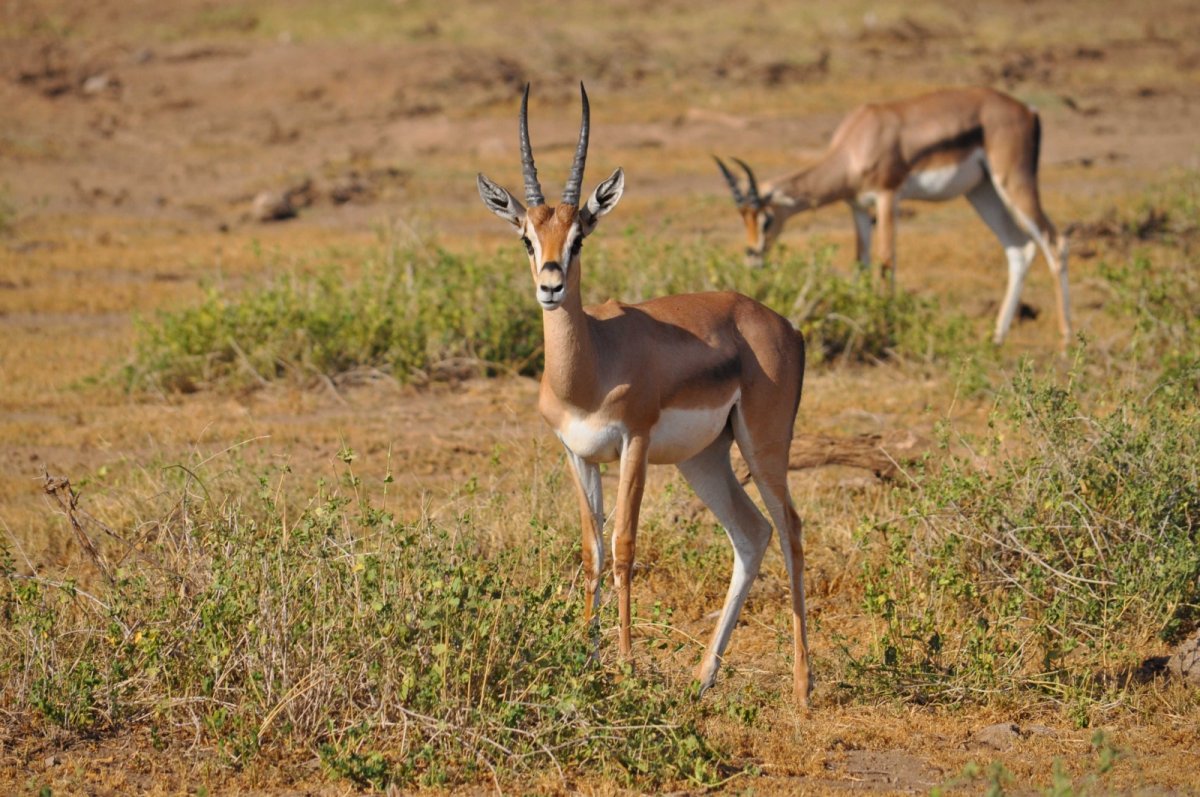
557, 393, 739, 465
897, 148, 987, 201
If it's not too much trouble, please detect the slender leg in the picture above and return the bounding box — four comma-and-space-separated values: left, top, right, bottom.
563, 446, 605, 624
676, 430, 774, 694
731, 410, 810, 707
989, 176, 1072, 348
966, 180, 1035, 344
1049, 235, 1071, 347
613, 435, 649, 659
851, 203, 874, 269
872, 191, 898, 295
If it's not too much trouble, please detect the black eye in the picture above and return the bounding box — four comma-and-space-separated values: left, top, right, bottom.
762, 213, 775, 229
521, 237, 533, 255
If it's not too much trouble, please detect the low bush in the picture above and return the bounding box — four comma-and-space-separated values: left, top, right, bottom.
126, 239, 984, 393
0, 467, 730, 789
848, 355, 1200, 714
125, 247, 541, 392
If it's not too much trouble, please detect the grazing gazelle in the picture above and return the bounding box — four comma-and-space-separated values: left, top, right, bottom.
477, 84, 811, 706
716, 86, 1071, 347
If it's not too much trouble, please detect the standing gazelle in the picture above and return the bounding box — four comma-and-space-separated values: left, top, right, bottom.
477, 84, 811, 706
716, 86, 1071, 347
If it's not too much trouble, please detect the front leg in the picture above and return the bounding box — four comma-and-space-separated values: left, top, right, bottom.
563, 447, 605, 624
872, 191, 898, 295
851, 203, 874, 269
613, 435, 649, 659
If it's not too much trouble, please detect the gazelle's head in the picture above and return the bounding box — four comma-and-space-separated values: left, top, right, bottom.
477, 83, 624, 311
715, 156, 790, 268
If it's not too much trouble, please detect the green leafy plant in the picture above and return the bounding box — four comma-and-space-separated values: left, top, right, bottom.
125, 246, 541, 392
126, 240, 987, 394
0, 463, 733, 790
849, 354, 1200, 708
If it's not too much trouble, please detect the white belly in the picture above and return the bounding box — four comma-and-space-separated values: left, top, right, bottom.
899, 149, 986, 201
646, 399, 737, 464
556, 395, 738, 465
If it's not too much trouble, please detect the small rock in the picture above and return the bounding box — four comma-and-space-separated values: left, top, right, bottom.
251, 190, 296, 222
45, 754, 60, 768
1168, 630, 1200, 687
971, 722, 1021, 750
81, 73, 112, 95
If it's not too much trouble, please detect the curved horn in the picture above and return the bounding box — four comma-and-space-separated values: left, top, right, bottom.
519, 83, 545, 207
714, 156, 746, 206
732, 157, 762, 208
561, 82, 590, 207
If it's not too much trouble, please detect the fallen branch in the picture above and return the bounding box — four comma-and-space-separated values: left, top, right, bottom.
734, 429, 927, 484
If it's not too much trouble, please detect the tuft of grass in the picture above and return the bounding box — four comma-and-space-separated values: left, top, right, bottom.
124, 246, 541, 393
1097, 251, 1200, 380
0, 464, 733, 790
125, 240, 988, 394
591, 235, 987, 367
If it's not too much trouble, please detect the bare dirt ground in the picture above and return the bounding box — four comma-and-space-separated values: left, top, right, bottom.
2, 0, 1200, 793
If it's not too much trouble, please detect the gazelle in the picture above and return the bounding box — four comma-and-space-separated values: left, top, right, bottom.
477, 84, 811, 706
716, 86, 1071, 347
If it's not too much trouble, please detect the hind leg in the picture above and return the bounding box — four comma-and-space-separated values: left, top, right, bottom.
966, 180, 1036, 344
991, 177, 1072, 347
731, 410, 810, 707
676, 430, 774, 694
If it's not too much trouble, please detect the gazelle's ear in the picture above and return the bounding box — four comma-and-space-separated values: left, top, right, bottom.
477, 173, 526, 230
579, 168, 624, 237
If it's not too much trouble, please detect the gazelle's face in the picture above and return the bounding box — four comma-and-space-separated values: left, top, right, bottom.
477, 84, 624, 309
477, 166, 625, 312
521, 205, 583, 311
739, 204, 782, 268
715, 156, 786, 268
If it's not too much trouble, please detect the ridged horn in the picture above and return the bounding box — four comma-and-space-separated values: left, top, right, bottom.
714, 156, 746, 206
519, 83, 545, 207
732, 157, 762, 208
561, 82, 590, 207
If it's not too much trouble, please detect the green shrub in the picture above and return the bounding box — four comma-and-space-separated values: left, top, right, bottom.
849, 355, 1200, 708
591, 236, 984, 366
0, 468, 730, 789
126, 240, 985, 393
126, 247, 541, 392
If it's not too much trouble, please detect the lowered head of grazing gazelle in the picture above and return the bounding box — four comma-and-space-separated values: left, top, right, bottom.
714, 156, 804, 268
477, 83, 624, 311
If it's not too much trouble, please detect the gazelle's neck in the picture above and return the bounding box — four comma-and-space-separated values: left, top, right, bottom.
541, 287, 601, 410
773, 149, 855, 213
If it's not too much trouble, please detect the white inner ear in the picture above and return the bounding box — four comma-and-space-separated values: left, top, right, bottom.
580, 170, 624, 237
561, 223, 582, 262
478, 173, 526, 229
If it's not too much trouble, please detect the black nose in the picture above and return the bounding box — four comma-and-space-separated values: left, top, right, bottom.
745, 248, 760, 257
